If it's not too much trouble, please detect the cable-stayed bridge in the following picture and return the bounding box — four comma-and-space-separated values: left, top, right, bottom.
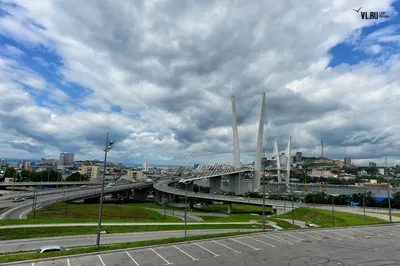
172, 94, 292, 194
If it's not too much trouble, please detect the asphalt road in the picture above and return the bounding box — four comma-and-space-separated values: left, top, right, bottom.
7, 224, 400, 266
0, 229, 258, 253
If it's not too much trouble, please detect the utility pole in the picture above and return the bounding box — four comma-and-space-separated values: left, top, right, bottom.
386, 158, 392, 223
363, 191, 366, 225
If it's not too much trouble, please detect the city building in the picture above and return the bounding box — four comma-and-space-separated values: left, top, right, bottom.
142, 162, 149, 172
40, 158, 56, 165
59, 153, 74, 165
344, 157, 351, 166
81, 165, 100, 179
311, 169, 332, 177
295, 151, 302, 162
378, 168, 385, 175
127, 169, 143, 180
369, 162, 377, 167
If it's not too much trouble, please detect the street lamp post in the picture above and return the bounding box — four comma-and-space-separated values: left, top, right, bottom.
262, 176, 267, 231
386, 158, 392, 223
363, 191, 366, 225
96, 132, 114, 248
184, 181, 188, 239
331, 195, 335, 227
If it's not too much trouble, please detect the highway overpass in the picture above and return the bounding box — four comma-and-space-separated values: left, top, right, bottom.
0, 182, 153, 219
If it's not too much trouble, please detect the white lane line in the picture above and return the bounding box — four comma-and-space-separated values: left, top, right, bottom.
19, 208, 31, 220
31, 263, 35, 266
212, 240, 241, 253
173, 245, 198, 261
98, 255, 106, 266
245, 236, 275, 248
262, 234, 293, 245
125, 251, 140, 266
194, 243, 220, 257
296, 231, 321, 240
328, 230, 350, 238
67, 258, 71, 266
229, 238, 260, 250
150, 248, 173, 265
312, 231, 341, 240
282, 232, 304, 241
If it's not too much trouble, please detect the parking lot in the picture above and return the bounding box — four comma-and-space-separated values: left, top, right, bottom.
11, 224, 400, 266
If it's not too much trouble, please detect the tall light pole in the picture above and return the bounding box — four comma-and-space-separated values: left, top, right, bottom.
287, 184, 294, 230
386, 158, 392, 223
363, 191, 366, 225
331, 195, 334, 227
183, 180, 188, 239
96, 132, 114, 248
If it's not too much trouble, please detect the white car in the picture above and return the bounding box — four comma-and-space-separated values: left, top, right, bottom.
305, 221, 315, 227
38, 245, 69, 253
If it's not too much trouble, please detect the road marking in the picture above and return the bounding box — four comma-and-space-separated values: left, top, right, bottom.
98, 255, 106, 266
245, 236, 275, 248
194, 243, 220, 257
229, 238, 260, 250
173, 245, 198, 260
262, 234, 293, 244
19, 208, 31, 219
282, 232, 304, 241
297, 231, 321, 240
125, 251, 140, 266
67, 258, 71, 266
150, 248, 173, 265
312, 231, 341, 240
212, 240, 241, 253
31, 263, 35, 266
329, 230, 349, 238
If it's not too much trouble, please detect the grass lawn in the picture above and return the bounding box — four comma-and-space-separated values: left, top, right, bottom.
29, 202, 181, 222
268, 218, 301, 229
0, 231, 254, 264
278, 207, 388, 227
200, 214, 261, 222
0, 224, 264, 241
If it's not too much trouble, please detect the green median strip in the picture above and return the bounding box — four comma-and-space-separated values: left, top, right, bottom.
0, 224, 265, 241
0, 231, 254, 264
278, 207, 388, 227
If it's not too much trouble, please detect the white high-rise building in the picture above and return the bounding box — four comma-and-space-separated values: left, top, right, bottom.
142, 162, 149, 171
59, 153, 74, 165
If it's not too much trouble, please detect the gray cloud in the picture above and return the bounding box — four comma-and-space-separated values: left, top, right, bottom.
0, 0, 398, 165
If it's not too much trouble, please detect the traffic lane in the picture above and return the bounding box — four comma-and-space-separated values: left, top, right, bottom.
1, 189, 97, 219
11, 225, 400, 266
0, 229, 258, 253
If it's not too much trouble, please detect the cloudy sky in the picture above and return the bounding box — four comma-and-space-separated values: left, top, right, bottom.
0, 0, 399, 167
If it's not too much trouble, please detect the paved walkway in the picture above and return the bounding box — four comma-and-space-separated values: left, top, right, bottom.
145, 208, 228, 222
317, 206, 400, 222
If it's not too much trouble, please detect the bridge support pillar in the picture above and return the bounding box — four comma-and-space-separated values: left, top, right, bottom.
189, 198, 194, 210
227, 203, 232, 214
227, 174, 242, 195
134, 188, 149, 201
178, 182, 194, 192
154, 190, 162, 202
209, 176, 221, 194
84, 197, 100, 204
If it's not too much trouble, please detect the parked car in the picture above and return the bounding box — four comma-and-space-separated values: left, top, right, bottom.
24, 195, 35, 199
38, 245, 69, 253
305, 221, 315, 227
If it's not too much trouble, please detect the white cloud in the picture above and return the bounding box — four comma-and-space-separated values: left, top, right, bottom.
0, 0, 398, 166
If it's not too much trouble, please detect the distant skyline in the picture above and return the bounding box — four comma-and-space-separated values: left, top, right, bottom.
0, 1, 399, 167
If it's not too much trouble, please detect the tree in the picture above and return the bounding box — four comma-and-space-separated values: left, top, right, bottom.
66, 172, 89, 182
